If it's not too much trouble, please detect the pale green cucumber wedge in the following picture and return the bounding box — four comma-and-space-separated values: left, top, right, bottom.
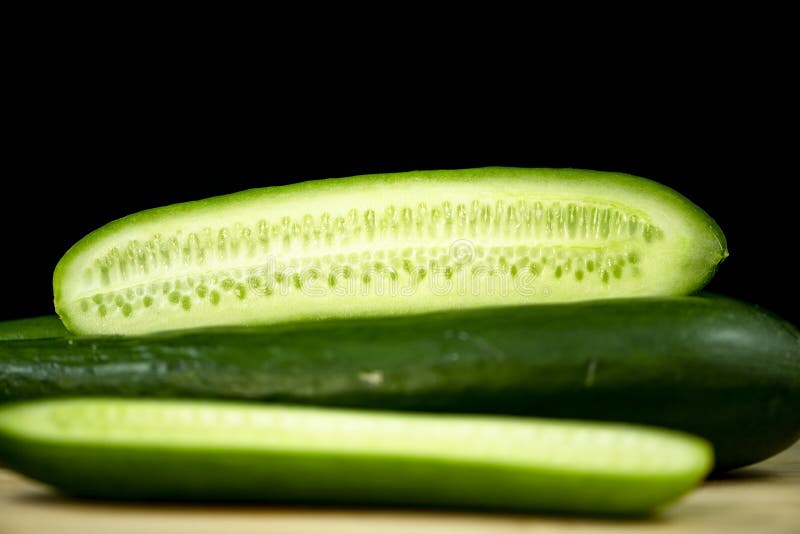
54, 167, 727, 335
0, 398, 712, 515
0, 315, 68, 340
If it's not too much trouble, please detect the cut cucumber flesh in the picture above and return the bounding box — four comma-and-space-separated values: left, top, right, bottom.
54, 167, 727, 335
0, 398, 712, 514
0, 315, 68, 341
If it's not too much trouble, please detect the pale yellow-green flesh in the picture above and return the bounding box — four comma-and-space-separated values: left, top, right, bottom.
0, 399, 712, 513
55, 169, 727, 334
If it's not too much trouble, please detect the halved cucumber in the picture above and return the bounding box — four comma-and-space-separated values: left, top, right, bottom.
0, 398, 712, 514
54, 167, 727, 335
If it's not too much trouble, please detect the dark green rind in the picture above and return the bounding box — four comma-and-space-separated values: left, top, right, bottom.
0, 315, 69, 341
3, 296, 796, 470
0, 399, 711, 514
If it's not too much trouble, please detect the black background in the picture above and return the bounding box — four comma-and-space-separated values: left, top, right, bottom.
3, 52, 795, 328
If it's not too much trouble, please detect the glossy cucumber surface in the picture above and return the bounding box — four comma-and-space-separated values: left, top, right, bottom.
53, 167, 727, 335
0, 398, 712, 514
0, 315, 68, 341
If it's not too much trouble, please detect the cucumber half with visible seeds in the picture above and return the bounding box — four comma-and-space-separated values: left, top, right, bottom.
0, 398, 713, 514
54, 167, 727, 335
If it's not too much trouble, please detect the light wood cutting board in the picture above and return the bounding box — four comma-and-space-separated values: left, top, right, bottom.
1, 442, 798, 534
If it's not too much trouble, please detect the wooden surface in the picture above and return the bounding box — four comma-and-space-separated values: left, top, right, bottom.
1, 442, 798, 534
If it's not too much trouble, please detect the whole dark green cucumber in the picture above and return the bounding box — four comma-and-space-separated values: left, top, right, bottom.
2, 296, 797, 470
54, 167, 727, 335
0, 398, 712, 514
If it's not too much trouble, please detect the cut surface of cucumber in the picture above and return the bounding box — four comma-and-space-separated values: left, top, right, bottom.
54, 167, 727, 334
0, 398, 712, 514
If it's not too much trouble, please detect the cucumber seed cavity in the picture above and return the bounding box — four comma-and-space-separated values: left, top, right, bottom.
54, 168, 727, 334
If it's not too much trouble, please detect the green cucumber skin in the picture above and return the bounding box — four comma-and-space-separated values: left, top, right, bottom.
2, 297, 797, 470
0, 315, 68, 341
0, 398, 711, 514
53, 167, 727, 335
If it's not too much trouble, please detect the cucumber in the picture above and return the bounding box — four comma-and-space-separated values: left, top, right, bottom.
0, 398, 712, 514
0, 315, 68, 341
3, 296, 796, 470
53, 167, 727, 335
